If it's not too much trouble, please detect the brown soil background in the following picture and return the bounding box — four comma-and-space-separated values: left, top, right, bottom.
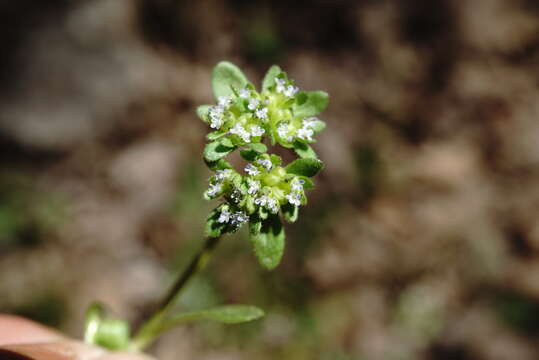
2, 1, 539, 359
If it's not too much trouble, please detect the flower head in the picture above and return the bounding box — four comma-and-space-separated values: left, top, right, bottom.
200, 62, 326, 253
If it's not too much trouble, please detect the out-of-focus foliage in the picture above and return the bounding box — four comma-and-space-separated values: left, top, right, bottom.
2, 0, 539, 359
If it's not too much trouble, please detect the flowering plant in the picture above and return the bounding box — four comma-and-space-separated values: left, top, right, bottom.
199, 62, 327, 269
82, 62, 328, 353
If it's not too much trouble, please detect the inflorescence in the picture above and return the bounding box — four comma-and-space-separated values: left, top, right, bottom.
197, 62, 328, 269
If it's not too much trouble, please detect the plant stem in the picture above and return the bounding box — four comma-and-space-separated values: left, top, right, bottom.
129, 236, 220, 351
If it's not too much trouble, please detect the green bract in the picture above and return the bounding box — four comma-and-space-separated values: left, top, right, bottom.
200, 61, 328, 269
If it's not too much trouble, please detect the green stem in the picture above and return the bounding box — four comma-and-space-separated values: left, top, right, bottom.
129, 236, 220, 351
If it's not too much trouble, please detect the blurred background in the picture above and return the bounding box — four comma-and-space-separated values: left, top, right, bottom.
2, 0, 539, 359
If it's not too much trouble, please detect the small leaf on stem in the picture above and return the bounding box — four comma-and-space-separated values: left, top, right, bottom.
285, 158, 324, 177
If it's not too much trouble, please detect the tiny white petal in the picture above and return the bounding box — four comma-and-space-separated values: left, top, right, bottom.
247, 179, 261, 195
231, 211, 249, 226
297, 127, 314, 141
218, 96, 231, 107
248, 98, 260, 110
303, 117, 318, 128
286, 193, 301, 206
218, 209, 231, 223
215, 169, 231, 181
206, 183, 222, 197
275, 78, 286, 93
256, 159, 272, 171
245, 163, 260, 176
255, 107, 268, 120
284, 85, 299, 97
277, 123, 289, 139
239, 88, 250, 99
250, 125, 265, 137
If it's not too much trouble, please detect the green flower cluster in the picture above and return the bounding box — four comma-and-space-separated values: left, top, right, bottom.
197, 62, 328, 269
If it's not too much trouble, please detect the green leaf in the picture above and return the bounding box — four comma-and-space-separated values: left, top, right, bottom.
250, 214, 285, 270
240, 149, 258, 162
84, 302, 105, 344
298, 176, 314, 189
205, 158, 233, 171
295, 92, 308, 105
262, 65, 282, 91
212, 61, 249, 99
281, 202, 298, 223
270, 154, 282, 166
84, 302, 130, 351
293, 91, 329, 118
205, 207, 229, 238
220, 137, 234, 148
293, 141, 318, 159
286, 158, 324, 177
203, 140, 236, 162
248, 142, 268, 153
197, 105, 211, 123
240, 142, 268, 161
94, 319, 130, 351
206, 131, 226, 141
311, 119, 326, 132
249, 218, 262, 235
160, 305, 264, 332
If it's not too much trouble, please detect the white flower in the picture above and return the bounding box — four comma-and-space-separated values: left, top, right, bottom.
277, 123, 293, 142
239, 88, 250, 99
275, 78, 286, 93
248, 98, 260, 110
209, 105, 225, 129
256, 158, 272, 171
230, 212, 249, 226
230, 123, 251, 143
267, 196, 279, 213
231, 189, 242, 203
218, 208, 231, 223
254, 195, 267, 206
284, 85, 299, 97
297, 127, 314, 142
291, 179, 304, 192
277, 123, 288, 138
303, 117, 318, 128
218, 96, 232, 108
206, 183, 222, 197
247, 179, 261, 195
215, 169, 231, 181
250, 125, 265, 137
254, 195, 279, 213
245, 163, 260, 176
255, 107, 268, 120
286, 192, 301, 206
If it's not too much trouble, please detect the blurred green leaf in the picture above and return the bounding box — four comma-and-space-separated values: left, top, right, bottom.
250, 214, 285, 270
286, 158, 324, 178
248, 143, 268, 153
262, 65, 282, 91
204, 158, 233, 171
203, 140, 236, 162
293, 141, 318, 159
240, 149, 258, 162
293, 91, 329, 118
212, 61, 249, 99
299, 176, 314, 189
282, 202, 298, 223
196, 105, 211, 123
206, 131, 226, 141
84, 302, 130, 351
164, 305, 264, 327
94, 319, 130, 351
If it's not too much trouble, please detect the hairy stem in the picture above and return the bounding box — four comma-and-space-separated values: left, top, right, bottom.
129, 236, 220, 351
